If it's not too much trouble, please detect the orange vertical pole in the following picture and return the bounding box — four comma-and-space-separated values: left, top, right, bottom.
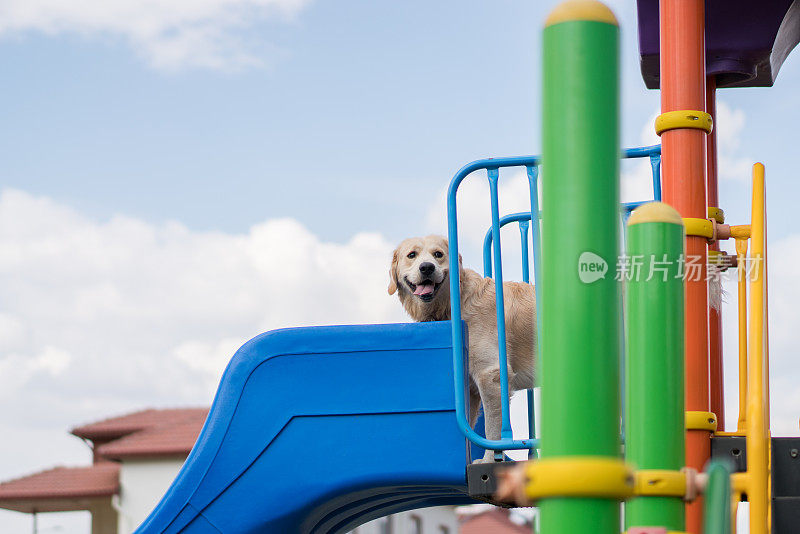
706, 77, 725, 431
659, 1, 709, 533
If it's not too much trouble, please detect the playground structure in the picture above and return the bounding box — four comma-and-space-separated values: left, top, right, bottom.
135, 1, 800, 533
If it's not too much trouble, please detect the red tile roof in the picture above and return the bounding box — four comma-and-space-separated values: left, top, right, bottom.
71, 407, 208, 441
97, 416, 206, 459
0, 464, 120, 502
460, 508, 531, 534
0, 407, 209, 513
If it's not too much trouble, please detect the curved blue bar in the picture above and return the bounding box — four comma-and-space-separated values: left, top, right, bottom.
447, 157, 540, 452
482, 212, 537, 277
481, 145, 662, 275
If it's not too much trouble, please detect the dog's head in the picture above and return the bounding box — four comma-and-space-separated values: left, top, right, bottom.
388, 235, 459, 321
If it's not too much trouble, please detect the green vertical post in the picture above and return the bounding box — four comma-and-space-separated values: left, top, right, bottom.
624, 202, 686, 532
540, 2, 621, 534
703, 460, 733, 534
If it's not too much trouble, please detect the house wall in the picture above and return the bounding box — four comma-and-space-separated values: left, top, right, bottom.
351, 506, 458, 534
116, 458, 185, 534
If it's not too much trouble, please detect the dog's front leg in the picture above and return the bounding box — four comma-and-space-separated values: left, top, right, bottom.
474, 366, 509, 463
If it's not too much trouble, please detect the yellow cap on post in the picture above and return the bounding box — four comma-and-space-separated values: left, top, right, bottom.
627, 201, 684, 226
545, 0, 618, 27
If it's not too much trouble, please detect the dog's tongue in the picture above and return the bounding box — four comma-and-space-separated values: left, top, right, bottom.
414, 283, 435, 296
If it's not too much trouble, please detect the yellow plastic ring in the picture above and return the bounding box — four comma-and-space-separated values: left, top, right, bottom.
686, 411, 718, 431
683, 217, 714, 239
655, 110, 713, 136
524, 457, 634, 501
633, 469, 686, 497
707, 207, 725, 224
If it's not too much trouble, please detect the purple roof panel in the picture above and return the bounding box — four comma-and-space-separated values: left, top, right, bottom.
637, 0, 800, 88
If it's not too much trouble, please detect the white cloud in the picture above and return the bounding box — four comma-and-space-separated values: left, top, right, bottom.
0, 0, 312, 70
715, 101, 752, 182
0, 188, 406, 484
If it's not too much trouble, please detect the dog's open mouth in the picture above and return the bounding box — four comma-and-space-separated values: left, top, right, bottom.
405, 277, 443, 302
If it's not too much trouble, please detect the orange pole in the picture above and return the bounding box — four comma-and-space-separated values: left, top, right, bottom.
659, 1, 709, 533
706, 77, 725, 431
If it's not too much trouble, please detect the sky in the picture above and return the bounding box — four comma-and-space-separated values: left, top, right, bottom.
1, 0, 799, 532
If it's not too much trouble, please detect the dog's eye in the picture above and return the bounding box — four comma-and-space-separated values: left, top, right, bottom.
407, 251, 417, 259
433, 251, 443, 259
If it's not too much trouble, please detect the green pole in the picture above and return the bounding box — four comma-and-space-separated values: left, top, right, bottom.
703, 460, 733, 534
540, 2, 621, 534
624, 202, 686, 531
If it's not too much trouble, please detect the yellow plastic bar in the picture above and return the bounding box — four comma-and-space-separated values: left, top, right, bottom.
682, 217, 714, 239
524, 457, 634, 500
685, 411, 718, 431
633, 470, 686, 497
736, 238, 749, 433
746, 162, 769, 534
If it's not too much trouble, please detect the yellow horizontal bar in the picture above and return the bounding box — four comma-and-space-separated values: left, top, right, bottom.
633, 469, 686, 497
525, 457, 634, 501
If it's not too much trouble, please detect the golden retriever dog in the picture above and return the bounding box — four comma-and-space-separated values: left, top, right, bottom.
388, 235, 535, 462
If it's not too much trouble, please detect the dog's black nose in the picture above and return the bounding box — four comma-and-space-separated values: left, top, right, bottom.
419, 262, 435, 276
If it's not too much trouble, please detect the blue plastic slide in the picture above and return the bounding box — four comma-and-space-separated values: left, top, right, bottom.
136, 321, 478, 533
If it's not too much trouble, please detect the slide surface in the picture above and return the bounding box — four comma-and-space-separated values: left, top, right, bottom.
136, 321, 476, 533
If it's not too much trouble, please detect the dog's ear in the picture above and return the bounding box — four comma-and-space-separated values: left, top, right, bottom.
388, 249, 399, 295
458, 253, 464, 270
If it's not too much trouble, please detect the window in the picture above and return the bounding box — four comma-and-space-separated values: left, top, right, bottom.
410, 515, 422, 534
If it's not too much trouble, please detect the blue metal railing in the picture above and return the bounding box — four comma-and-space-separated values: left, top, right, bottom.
448, 144, 661, 457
